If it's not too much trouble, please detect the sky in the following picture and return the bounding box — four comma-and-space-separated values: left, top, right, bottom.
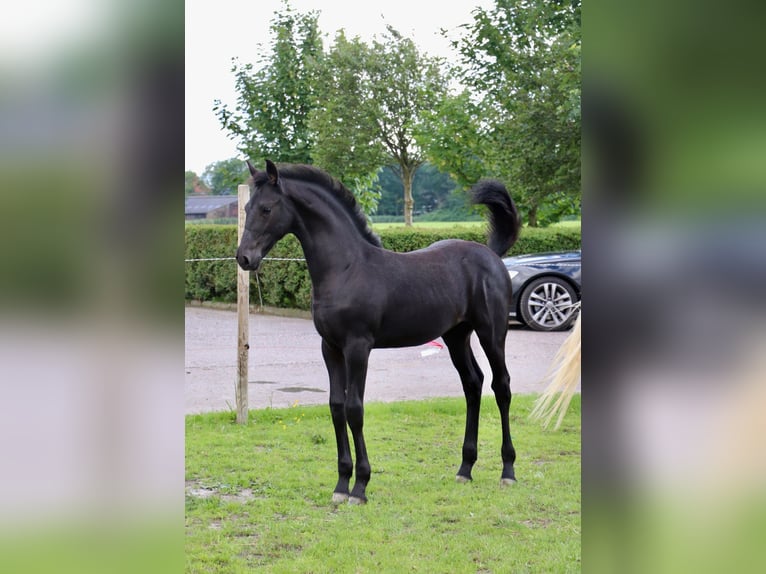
185, 0, 492, 175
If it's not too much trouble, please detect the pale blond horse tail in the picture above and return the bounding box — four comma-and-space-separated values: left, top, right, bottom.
530, 308, 581, 429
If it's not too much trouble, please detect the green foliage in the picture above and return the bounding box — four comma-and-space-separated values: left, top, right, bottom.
184, 170, 195, 195
184, 226, 239, 302
186, 218, 237, 225
209, 0, 580, 226
213, 2, 322, 164
416, 202, 483, 222
212, 7, 450, 221
412, 162, 460, 213
201, 157, 248, 195
377, 224, 580, 255
375, 165, 404, 215
347, 171, 383, 219
185, 224, 581, 309
309, 26, 450, 225
434, 0, 582, 226
185, 225, 311, 309
377, 163, 471, 218
309, 32, 386, 189
367, 26, 449, 226
370, 215, 406, 224
185, 170, 209, 196
185, 395, 581, 572
419, 90, 489, 189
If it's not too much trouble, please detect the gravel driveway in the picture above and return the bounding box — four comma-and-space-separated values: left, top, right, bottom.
185, 306, 576, 414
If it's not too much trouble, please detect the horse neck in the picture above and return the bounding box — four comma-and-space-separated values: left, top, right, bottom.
286, 183, 374, 287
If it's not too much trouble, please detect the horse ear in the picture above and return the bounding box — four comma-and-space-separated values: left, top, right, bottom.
265, 159, 279, 185
246, 160, 257, 178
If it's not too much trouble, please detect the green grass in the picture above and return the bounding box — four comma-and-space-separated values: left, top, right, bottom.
372, 220, 486, 231
372, 220, 581, 232
549, 220, 581, 228
186, 395, 581, 573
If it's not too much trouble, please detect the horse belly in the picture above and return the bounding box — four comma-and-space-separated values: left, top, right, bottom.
374, 299, 462, 349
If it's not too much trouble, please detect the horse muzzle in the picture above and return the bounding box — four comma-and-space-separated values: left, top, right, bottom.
235, 248, 262, 272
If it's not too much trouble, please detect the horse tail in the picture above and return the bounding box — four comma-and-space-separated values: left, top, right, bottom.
530, 310, 581, 429
471, 179, 521, 256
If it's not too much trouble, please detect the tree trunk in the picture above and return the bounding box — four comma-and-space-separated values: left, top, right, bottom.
527, 205, 538, 227
402, 166, 414, 227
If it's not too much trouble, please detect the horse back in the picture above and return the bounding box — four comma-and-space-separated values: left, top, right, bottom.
398, 239, 512, 310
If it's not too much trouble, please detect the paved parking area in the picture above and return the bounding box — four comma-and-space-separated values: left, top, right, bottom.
185, 306, 576, 414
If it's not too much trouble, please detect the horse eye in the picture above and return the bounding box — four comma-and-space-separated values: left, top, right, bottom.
261, 206, 272, 216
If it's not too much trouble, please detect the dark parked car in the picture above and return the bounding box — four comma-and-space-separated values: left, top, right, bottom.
503, 250, 581, 331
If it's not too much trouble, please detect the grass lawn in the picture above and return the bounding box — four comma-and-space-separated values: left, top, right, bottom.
372, 220, 581, 232
372, 220, 486, 231
550, 220, 581, 228
186, 395, 581, 573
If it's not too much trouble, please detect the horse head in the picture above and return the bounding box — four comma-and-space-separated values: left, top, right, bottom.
236, 159, 293, 271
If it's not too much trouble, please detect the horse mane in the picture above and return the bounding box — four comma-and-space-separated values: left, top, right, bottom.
253, 164, 382, 248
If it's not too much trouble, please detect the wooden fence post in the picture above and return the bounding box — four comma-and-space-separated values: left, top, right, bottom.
236, 184, 250, 424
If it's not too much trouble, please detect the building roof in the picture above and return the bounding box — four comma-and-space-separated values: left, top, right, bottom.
185, 195, 238, 215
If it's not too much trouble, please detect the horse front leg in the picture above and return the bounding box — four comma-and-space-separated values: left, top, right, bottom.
343, 339, 372, 504
321, 339, 353, 504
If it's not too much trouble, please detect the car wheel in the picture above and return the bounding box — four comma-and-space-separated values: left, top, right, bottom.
519, 277, 579, 331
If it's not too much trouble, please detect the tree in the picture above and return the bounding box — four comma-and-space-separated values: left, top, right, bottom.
311, 26, 449, 225
412, 163, 459, 213
376, 162, 472, 219
201, 157, 249, 195
214, 1, 322, 164
185, 170, 210, 195
213, 5, 450, 223
366, 26, 448, 226
444, 0, 581, 226
309, 31, 387, 215
376, 166, 404, 216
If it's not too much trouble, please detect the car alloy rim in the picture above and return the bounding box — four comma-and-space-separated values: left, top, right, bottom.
527, 282, 574, 328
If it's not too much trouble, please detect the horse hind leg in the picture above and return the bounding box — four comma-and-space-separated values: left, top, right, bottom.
443, 324, 484, 482
475, 322, 517, 486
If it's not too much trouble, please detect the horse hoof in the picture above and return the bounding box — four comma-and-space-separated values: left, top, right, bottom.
331, 492, 349, 505
500, 478, 517, 487
348, 496, 367, 505
455, 475, 472, 484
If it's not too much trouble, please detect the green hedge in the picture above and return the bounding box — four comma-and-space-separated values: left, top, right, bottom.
185, 224, 581, 310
